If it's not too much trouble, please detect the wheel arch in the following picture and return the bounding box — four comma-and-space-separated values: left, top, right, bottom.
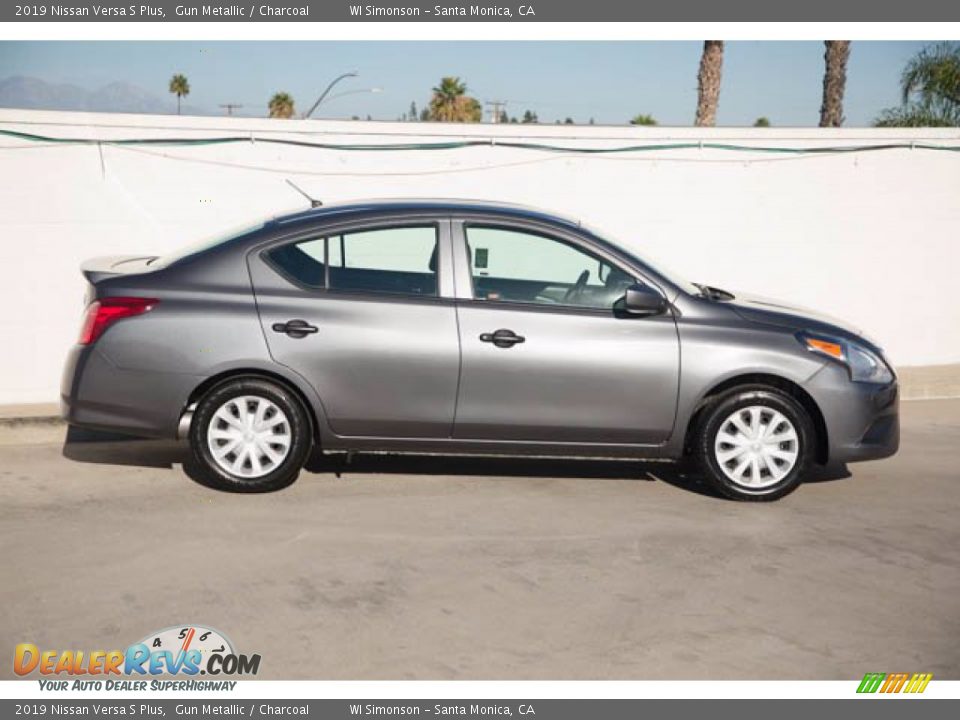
183, 368, 322, 443
682, 373, 829, 465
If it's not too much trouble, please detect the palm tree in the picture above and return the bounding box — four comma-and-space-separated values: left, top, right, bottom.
874, 43, 960, 126
630, 113, 658, 126
819, 41, 852, 127
168, 74, 190, 116
753, 116, 771, 127
428, 77, 481, 122
694, 41, 724, 127
268, 92, 296, 119
429, 76, 465, 117
901, 43, 960, 109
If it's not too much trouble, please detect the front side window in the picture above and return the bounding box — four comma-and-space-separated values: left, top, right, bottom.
465, 226, 635, 310
267, 225, 439, 297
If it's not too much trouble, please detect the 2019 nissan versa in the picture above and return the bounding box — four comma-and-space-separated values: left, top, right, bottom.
61, 200, 899, 500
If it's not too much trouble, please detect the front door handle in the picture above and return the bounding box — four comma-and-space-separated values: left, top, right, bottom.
272, 319, 318, 339
479, 329, 525, 348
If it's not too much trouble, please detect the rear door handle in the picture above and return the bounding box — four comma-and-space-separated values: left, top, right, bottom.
272, 319, 318, 339
479, 329, 525, 348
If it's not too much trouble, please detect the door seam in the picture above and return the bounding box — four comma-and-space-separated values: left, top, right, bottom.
448, 218, 464, 440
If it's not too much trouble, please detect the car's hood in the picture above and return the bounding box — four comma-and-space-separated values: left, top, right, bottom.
724, 290, 867, 342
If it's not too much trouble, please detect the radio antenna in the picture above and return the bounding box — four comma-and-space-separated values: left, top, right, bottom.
285, 179, 323, 208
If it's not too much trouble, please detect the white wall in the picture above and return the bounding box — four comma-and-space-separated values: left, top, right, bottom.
1, 109, 958, 405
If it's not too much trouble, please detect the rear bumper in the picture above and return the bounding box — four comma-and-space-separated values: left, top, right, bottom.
804, 362, 900, 465
60, 344, 201, 439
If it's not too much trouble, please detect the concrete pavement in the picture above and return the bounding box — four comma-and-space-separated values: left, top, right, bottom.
0, 399, 958, 680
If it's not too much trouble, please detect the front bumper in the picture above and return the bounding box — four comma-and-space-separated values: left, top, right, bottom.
804, 361, 899, 464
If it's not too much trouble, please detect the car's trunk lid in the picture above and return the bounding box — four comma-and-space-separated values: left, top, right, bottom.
80, 255, 159, 284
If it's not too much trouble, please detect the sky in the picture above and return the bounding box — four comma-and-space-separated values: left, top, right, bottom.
0, 40, 939, 126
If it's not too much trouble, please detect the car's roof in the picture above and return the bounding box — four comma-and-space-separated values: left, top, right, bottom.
270, 198, 584, 231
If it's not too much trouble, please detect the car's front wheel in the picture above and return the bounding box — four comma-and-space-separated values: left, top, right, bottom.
695, 386, 814, 501
188, 378, 312, 492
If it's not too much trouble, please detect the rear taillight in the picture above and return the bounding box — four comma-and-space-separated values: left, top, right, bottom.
78, 297, 158, 345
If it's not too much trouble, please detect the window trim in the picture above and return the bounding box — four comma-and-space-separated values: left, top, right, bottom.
260, 219, 446, 302
458, 220, 650, 314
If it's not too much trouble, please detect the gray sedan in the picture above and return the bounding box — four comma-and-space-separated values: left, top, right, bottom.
61, 200, 898, 500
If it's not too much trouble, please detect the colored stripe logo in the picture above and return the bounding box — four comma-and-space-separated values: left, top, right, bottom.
857, 672, 933, 694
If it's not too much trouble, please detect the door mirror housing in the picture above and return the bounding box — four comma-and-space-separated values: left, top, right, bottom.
622, 284, 667, 316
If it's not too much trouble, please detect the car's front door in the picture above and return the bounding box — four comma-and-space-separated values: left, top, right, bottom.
248, 218, 460, 438
451, 221, 679, 444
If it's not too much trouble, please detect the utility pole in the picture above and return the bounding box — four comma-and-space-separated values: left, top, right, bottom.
484, 100, 507, 124
219, 103, 243, 116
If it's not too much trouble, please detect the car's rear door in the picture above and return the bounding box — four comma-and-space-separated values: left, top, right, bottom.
247, 216, 460, 438
450, 219, 680, 444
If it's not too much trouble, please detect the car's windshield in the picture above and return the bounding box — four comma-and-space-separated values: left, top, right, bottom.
580, 221, 701, 296
149, 220, 264, 269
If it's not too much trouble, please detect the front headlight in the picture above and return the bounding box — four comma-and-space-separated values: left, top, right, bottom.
799, 332, 894, 384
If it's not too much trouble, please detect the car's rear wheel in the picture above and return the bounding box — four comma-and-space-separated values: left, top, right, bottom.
695, 386, 814, 501
188, 378, 311, 492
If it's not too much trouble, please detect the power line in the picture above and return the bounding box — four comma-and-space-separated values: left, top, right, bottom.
1, 128, 958, 156
219, 103, 244, 116
484, 100, 508, 124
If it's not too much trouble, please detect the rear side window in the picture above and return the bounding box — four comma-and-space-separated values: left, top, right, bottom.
268, 238, 326, 288
266, 225, 439, 297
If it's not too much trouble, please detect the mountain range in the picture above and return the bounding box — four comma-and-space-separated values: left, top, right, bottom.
0, 75, 205, 115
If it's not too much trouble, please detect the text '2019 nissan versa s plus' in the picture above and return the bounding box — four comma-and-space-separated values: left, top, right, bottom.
61, 200, 899, 500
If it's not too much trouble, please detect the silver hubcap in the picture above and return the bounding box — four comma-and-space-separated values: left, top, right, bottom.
207, 396, 292, 479
714, 405, 799, 489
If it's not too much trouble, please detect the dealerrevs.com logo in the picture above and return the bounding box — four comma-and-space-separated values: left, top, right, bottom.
14, 625, 261, 685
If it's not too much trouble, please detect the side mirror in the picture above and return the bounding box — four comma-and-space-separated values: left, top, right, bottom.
622, 284, 667, 316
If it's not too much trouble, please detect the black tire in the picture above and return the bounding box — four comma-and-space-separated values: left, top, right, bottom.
695, 385, 814, 502
187, 377, 312, 492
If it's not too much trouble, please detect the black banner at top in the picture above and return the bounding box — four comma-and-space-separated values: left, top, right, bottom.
5, 0, 960, 22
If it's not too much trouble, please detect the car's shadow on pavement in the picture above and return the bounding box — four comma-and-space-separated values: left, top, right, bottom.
62, 425, 852, 499
62, 426, 186, 468
305, 452, 727, 497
